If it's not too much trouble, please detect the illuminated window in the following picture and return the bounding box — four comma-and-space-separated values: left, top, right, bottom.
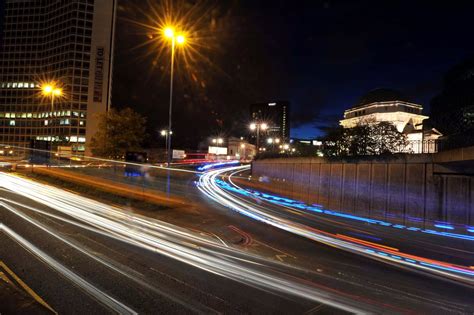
9, 120, 15, 126
18, 83, 23, 88
12, 83, 17, 88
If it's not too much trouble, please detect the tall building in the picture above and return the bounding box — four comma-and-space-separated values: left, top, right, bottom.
430, 55, 474, 148
0, 0, 116, 154
340, 89, 442, 153
250, 101, 290, 143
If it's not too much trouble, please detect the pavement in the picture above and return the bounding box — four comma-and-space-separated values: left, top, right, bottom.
1, 165, 473, 313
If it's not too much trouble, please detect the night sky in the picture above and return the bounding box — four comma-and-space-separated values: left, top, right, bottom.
2, 1, 474, 147
113, 0, 474, 147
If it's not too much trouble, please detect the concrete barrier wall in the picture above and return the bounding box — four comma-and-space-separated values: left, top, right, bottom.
252, 154, 474, 228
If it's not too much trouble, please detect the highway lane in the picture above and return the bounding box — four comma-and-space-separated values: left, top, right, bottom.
0, 172, 376, 314
196, 164, 474, 313
1, 164, 474, 313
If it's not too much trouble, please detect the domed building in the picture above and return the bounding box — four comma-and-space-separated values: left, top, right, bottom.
340, 88, 442, 153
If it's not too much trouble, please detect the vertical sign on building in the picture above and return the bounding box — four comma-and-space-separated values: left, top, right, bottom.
93, 47, 105, 103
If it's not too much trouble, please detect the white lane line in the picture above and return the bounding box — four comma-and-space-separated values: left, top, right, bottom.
0, 223, 137, 315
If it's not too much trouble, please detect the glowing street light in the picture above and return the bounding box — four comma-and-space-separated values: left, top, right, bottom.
176, 34, 185, 44
162, 25, 186, 167
40, 82, 63, 156
160, 129, 173, 161
249, 122, 268, 153
211, 138, 224, 146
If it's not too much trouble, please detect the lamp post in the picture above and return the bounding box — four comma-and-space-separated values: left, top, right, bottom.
41, 83, 62, 160
250, 122, 268, 153
211, 138, 224, 146
160, 129, 173, 161
163, 27, 185, 167
266, 137, 280, 151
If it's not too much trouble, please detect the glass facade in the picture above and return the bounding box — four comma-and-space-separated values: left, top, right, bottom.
0, 0, 115, 153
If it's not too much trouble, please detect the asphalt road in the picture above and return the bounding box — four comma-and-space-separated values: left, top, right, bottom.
1, 166, 474, 313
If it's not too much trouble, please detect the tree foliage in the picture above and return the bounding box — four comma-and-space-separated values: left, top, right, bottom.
90, 108, 147, 158
322, 122, 408, 157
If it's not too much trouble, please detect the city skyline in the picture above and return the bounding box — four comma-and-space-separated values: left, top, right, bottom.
110, 0, 474, 143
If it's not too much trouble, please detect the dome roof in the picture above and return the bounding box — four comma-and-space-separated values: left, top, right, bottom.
356, 88, 410, 106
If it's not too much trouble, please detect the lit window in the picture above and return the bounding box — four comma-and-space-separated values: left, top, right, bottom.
27, 113, 32, 118
64, 119, 70, 125
44, 120, 48, 126
78, 137, 86, 143
12, 83, 17, 88
7, 83, 11, 88
30, 83, 35, 88
21, 113, 26, 118
79, 121, 84, 126
70, 136, 78, 142
9, 120, 15, 126
18, 83, 23, 88
5, 113, 10, 118
24, 83, 29, 88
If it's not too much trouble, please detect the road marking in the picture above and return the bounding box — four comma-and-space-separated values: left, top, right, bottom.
0, 260, 58, 314
253, 240, 297, 258
1, 224, 137, 315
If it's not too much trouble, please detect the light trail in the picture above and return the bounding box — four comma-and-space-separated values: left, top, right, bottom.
0, 172, 393, 313
0, 223, 138, 315
198, 165, 474, 286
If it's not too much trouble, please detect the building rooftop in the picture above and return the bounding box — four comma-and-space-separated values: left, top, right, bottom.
356, 88, 411, 106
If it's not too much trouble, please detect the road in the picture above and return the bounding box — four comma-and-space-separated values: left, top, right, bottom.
0, 165, 473, 313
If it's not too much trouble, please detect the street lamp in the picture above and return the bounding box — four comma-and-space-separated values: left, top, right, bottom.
160, 129, 172, 161
41, 82, 62, 155
163, 26, 186, 166
249, 122, 268, 153
211, 138, 224, 146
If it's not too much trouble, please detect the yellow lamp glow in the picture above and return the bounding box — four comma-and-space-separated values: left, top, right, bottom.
53, 88, 62, 96
176, 34, 185, 44
164, 27, 174, 38
42, 84, 53, 95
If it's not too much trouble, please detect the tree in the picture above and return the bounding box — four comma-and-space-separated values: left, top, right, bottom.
322, 122, 408, 157
90, 108, 147, 158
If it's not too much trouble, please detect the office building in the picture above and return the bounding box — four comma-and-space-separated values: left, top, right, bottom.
250, 101, 290, 143
0, 0, 116, 154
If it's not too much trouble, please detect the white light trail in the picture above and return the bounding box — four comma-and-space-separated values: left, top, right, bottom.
198, 165, 474, 287
0, 223, 137, 315
0, 172, 385, 313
